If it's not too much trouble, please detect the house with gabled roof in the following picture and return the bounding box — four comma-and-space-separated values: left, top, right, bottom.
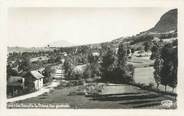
24, 70, 44, 91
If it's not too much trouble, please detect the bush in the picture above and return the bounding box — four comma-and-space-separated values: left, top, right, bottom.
148, 83, 154, 88
71, 70, 83, 80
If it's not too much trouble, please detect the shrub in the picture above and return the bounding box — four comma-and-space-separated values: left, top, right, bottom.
148, 83, 154, 89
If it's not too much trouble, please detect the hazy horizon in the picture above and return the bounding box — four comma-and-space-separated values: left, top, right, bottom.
8, 7, 174, 47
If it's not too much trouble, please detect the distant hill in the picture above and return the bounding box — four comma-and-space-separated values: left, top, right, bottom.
148, 9, 177, 33
48, 40, 75, 47
111, 9, 177, 46
8, 47, 54, 53
8, 40, 75, 53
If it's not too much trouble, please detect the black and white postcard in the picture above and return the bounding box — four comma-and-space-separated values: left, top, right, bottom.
0, 0, 184, 116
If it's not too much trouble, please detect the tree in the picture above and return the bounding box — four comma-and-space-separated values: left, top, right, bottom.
88, 53, 99, 64
63, 56, 74, 79
83, 52, 101, 79
48, 55, 56, 63
7, 64, 19, 81
130, 35, 153, 45
127, 49, 131, 56
168, 47, 177, 92
125, 64, 135, 82
143, 41, 152, 52
117, 43, 134, 83
150, 45, 159, 60
42, 66, 54, 84
55, 56, 62, 63
131, 48, 135, 54
100, 42, 112, 56
136, 46, 144, 51
18, 54, 31, 71
117, 43, 127, 66
153, 58, 163, 89
83, 64, 93, 79
101, 47, 117, 82
83, 62, 101, 79
150, 41, 163, 60
160, 43, 177, 92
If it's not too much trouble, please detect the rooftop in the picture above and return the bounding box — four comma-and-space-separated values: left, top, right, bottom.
30, 71, 44, 79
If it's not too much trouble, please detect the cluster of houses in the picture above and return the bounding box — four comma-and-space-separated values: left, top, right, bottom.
7, 60, 66, 98
7, 70, 45, 97
7, 53, 68, 98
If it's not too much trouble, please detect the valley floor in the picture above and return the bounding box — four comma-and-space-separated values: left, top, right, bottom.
7, 55, 176, 109
12, 83, 176, 109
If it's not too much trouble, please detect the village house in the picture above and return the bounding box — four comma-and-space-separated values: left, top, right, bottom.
24, 70, 44, 91
7, 76, 25, 97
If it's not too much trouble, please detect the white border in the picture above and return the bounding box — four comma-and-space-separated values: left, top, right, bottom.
1, 0, 184, 116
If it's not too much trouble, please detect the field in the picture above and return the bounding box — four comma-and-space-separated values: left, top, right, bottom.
134, 67, 155, 85
14, 82, 176, 109
134, 61, 175, 93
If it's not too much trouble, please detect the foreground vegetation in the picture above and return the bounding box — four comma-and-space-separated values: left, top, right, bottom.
14, 81, 176, 109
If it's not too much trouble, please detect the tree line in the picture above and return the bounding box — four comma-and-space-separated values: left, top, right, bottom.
63, 42, 135, 84
151, 40, 177, 92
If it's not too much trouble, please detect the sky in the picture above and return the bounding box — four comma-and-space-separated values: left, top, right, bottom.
8, 7, 174, 47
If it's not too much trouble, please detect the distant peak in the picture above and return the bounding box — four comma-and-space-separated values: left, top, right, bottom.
48, 40, 75, 47
148, 9, 177, 33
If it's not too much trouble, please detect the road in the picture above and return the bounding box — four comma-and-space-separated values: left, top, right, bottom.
7, 80, 60, 103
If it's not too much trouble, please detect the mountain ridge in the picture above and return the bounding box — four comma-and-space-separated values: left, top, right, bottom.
148, 9, 177, 33
111, 9, 177, 45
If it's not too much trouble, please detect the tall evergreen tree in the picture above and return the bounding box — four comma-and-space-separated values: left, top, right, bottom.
101, 47, 117, 82
153, 57, 163, 89
160, 43, 177, 92
117, 43, 134, 83
63, 56, 74, 79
